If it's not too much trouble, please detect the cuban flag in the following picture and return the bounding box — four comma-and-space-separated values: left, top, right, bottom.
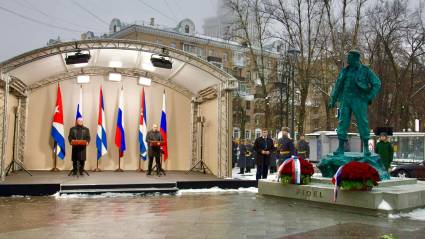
75, 85, 83, 120
115, 87, 126, 157
51, 84, 65, 160
160, 91, 168, 161
96, 87, 107, 160
139, 88, 148, 160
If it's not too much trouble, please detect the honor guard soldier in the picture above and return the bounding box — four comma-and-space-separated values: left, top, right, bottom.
296, 134, 310, 160
146, 124, 164, 176
277, 127, 295, 166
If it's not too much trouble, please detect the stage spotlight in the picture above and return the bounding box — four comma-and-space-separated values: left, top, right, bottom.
77, 75, 90, 84
109, 61, 123, 68
65, 50, 91, 65
138, 76, 152, 86
109, 73, 122, 82
150, 54, 172, 69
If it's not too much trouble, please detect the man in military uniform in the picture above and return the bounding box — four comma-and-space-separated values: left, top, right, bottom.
328, 49, 381, 156
146, 124, 164, 175
254, 129, 275, 180
237, 139, 248, 174
296, 134, 310, 160
68, 117, 90, 175
277, 127, 295, 166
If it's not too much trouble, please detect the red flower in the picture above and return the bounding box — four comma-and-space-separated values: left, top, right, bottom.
279, 158, 314, 176
332, 161, 380, 186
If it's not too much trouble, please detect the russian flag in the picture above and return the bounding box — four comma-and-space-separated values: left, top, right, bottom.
51, 84, 65, 160
75, 85, 83, 120
115, 87, 126, 157
160, 91, 168, 161
139, 88, 148, 160
96, 87, 108, 160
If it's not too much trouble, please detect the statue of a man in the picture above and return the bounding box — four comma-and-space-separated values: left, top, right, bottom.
328, 50, 381, 156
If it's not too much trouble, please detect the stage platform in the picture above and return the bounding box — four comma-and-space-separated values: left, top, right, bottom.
0, 171, 257, 196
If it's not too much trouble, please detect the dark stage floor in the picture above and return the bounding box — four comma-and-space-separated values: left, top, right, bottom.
0, 171, 257, 196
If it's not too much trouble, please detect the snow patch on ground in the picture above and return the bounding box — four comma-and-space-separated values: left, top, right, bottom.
177, 187, 258, 195
389, 208, 425, 221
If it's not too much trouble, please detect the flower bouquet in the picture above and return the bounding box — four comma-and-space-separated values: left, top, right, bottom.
332, 161, 380, 191
278, 156, 314, 185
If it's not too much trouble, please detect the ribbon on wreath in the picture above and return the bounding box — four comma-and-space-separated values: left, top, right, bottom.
332, 165, 345, 202
278, 155, 301, 184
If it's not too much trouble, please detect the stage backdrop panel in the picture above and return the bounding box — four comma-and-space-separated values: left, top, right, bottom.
23, 75, 192, 171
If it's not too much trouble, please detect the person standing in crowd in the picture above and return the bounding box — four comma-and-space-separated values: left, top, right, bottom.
375, 132, 394, 171
237, 139, 248, 174
296, 134, 310, 160
254, 129, 275, 180
232, 139, 237, 169
68, 117, 90, 175
146, 124, 164, 175
245, 140, 254, 173
277, 127, 295, 166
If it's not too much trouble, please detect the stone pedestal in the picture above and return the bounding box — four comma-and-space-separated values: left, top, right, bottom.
317, 152, 390, 180
258, 177, 425, 211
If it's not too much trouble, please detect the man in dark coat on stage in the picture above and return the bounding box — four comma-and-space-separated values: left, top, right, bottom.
254, 129, 275, 180
68, 117, 90, 175
146, 124, 164, 175
277, 127, 295, 166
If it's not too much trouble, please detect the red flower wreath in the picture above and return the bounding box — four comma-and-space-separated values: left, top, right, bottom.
332, 161, 380, 186
279, 158, 314, 176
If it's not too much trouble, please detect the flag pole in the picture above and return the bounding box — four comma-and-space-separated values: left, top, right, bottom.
93, 159, 102, 172
115, 154, 124, 172
50, 142, 60, 172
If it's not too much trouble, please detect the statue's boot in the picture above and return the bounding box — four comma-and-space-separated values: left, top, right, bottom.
363, 139, 371, 156
333, 139, 346, 155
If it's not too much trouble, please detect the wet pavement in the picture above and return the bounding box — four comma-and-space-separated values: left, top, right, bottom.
0, 191, 424, 239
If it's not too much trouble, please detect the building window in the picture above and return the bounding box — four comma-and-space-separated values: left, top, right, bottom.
233, 128, 241, 139
170, 42, 176, 48
223, 53, 228, 63
255, 128, 262, 139
183, 44, 205, 58
113, 25, 117, 33
245, 130, 251, 139
185, 25, 190, 34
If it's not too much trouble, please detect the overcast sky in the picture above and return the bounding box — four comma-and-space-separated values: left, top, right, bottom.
0, 0, 219, 61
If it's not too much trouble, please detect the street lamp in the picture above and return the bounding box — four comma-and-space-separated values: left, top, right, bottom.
287, 47, 300, 140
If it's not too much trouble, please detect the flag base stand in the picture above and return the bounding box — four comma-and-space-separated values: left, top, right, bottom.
136, 159, 145, 172
50, 167, 60, 172
115, 156, 124, 172
92, 160, 102, 172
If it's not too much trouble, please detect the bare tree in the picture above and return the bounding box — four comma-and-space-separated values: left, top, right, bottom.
226, 0, 274, 129
365, 0, 425, 130
267, 0, 327, 134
